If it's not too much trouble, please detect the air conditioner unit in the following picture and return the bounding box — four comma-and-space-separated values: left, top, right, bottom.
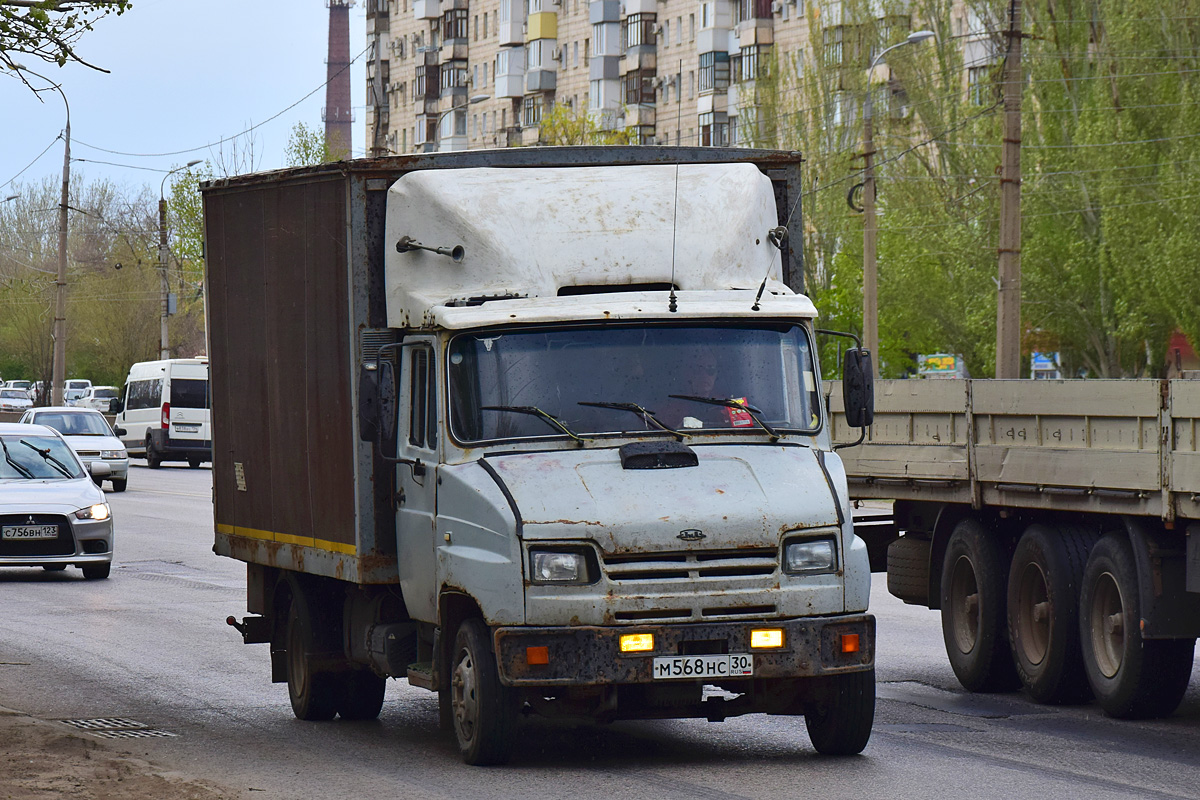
652, 24, 662, 35
771, 1, 782, 12
552, 46, 562, 59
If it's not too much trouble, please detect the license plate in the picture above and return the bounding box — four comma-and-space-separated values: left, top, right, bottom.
652, 654, 753, 680
174, 424, 199, 432
2, 524, 58, 540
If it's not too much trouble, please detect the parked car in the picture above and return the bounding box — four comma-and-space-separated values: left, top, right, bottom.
17, 408, 129, 492
75, 386, 120, 413
3, 380, 32, 392
0, 389, 33, 413
0, 422, 113, 579
114, 358, 210, 468
63, 379, 92, 406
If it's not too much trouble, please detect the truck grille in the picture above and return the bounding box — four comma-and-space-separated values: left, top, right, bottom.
603, 548, 778, 582
0, 514, 74, 557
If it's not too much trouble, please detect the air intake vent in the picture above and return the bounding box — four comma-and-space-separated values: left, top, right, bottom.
619, 441, 698, 470
360, 328, 399, 362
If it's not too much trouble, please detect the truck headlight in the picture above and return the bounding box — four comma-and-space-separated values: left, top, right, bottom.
783, 538, 837, 575
529, 548, 595, 585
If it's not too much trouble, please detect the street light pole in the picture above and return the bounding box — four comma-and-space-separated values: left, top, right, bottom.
14, 65, 72, 406
159, 161, 202, 360
862, 30, 934, 379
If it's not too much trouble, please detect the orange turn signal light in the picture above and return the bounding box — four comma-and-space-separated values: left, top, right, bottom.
526, 646, 550, 665
841, 633, 860, 654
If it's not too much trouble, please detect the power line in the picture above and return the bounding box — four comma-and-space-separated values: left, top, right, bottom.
71, 45, 371, 160
0, 134, 62, 191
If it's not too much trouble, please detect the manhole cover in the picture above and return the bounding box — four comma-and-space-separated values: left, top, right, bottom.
61, 718, 177, 739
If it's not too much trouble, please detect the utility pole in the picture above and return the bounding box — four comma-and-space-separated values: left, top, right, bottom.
54, 101, 70, 406
996, 0, 1024, 378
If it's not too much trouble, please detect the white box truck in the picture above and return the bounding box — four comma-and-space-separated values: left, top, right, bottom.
205, 148, 877, 764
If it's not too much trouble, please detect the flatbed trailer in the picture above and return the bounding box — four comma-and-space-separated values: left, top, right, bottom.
829, 378, 1200, 717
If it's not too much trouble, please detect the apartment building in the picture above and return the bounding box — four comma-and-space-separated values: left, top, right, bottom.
364, 0, 991, 154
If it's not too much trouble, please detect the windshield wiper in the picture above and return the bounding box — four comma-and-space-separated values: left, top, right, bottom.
667, 395, 783, 440
578, 401, 684, 441
481, 405, 589, 444
0, 438, 34, 479
19, 440, 74, 478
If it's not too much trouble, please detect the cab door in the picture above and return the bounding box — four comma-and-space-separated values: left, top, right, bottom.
395, 340, 440, 622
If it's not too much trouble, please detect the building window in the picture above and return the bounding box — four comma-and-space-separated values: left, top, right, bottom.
624, 69, 655, 104
662, 20, 669, 46
623, 13, 656, 48
482, 63, 488, 86
483, 11, 488, 36
734, 45, 769, 82
574, 40, 579, 66
700, 1, 714, 27
738, 0, 771, 20
415, 64, 440, 99
699, 111, 728, 146
698, 51, 730, 92
675, 16, 682, 44
968, 65, 996, 105
523, 94, 543, 126
443, 8, 468, 41
689, 13, 694, 39
441, 59, 468, 90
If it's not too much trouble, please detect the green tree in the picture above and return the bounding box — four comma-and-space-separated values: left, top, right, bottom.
537, 102, 637, 145
0, 0, 131, 72
284, 121, 339, 166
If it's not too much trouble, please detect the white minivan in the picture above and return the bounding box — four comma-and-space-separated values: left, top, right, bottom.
114, 358, 211, 468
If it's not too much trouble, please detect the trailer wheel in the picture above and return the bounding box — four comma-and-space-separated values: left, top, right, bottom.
286, 598, 339, 721
449, 618, 517, 765
804, 668, 875, 756
886, 536, 930, 604
940, 519, 1020, 692
1079, 534, 1195, 719
338, 670, 386, 720
1007, 524, 1096, 704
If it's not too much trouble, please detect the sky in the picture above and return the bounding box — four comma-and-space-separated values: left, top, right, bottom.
1, 0, 368, 196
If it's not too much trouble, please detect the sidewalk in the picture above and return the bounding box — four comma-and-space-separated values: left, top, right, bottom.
0, 706, 235, 800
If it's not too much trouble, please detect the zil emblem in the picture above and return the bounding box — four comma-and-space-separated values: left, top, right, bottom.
677, 529, 706, 542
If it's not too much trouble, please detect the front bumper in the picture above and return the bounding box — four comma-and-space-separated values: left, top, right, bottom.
0, 515, 113, 568
494, 614, 874, 686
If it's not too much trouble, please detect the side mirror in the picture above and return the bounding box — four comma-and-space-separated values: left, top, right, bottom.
89, 461, 112, 478
109, 398, 123, 415
842, 348, 875, 428
377, 360, 399, 461
113, 427, 127, 437
357, 366, 379, 443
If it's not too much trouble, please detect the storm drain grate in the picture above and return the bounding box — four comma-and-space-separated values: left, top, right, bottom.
61, 718, 177, 739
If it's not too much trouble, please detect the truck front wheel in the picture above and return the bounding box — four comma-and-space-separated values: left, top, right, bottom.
1079, 534, 1195, 719
804, 669, 875, 756
450, 618, 518, 765
940, 519, 1021, 692
286, 599, 339, 721
338, 670, 386, 720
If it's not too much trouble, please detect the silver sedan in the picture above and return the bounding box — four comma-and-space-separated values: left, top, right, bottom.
0, 423, 114, 579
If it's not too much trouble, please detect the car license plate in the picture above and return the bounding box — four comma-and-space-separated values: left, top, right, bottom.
2, 524, 58, 540
652, 654, 753, 680
174, 424, 199, 432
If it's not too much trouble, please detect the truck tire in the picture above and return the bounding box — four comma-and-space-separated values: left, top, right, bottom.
1007, 524, 1097, 704
286, 598, 339, 721
804, 668, 875, 756
887, 536, 930, 604
338, 670, 386, 720
1079, 534, 1195, 719
940, 518, 1020, 692
450, 618, 518, 765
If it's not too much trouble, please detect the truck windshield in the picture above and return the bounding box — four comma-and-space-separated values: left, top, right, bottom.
448, 322, 821, 444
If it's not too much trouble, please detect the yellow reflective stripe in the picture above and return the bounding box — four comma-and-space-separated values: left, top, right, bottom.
215, 524, 357, 555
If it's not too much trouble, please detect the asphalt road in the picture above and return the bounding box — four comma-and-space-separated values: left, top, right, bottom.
0, 465, 1198, 799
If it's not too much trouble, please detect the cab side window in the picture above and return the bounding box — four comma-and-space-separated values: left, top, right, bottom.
408, 347, 437, 450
